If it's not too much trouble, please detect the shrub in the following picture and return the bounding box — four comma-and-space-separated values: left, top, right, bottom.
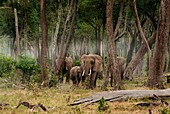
0, 53, 16, 77
98, 97, 109, 111
74, 60, 81, 66
16, 55, 41, 82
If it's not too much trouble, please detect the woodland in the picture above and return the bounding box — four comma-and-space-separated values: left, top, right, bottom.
0, 0, 170, 113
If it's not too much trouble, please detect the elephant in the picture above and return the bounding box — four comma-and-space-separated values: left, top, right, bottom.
110, 57, 125, 87
70, 66, 82, 86
65, 56, 74, 83
81, 54, 103, 89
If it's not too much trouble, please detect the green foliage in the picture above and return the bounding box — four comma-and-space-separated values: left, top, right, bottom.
159, 108, 170, 114
74, 60, 81, 66
98, 97, 109, 111
0, 53, 16, 77
16, 55, 41, 82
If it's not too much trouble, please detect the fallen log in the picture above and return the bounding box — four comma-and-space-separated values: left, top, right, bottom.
70, 89, 170, 106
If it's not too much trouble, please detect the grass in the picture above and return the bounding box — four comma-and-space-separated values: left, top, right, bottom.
0, 75, 170, 114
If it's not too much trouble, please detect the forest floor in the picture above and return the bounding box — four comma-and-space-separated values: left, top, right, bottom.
0, 76, 170, 114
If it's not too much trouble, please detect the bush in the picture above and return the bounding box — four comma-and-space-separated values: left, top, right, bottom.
0, 53, 16, 77
98, 97, 109, 111
74, 60, 81, 66
16, 55, 41, 82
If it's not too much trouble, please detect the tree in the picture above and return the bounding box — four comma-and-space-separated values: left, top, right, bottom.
12, 0, 20, 60
40, 0, 48, 85
105, 0, 123, 90
56, 0, 78, 83
50, 0, 62, 75
147, 0, 170, 89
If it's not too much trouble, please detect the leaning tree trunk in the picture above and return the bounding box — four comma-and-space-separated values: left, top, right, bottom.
106, 0, 123, 90
147, 0, 170, 89
126, 26, 136, 66
56, 0, 74, 73
40, 0, 48, 85
123, 32, 156, 80
123, 0, 156, 80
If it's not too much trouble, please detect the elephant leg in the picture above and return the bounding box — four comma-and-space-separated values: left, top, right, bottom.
65, 71, 70, 84
77, 75, 81, 86
110, 73, 113, 87
90, 72, 97, 89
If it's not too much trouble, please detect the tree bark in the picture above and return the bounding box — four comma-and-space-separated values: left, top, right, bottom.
40, 0, 48, 85
106, 0, 123, 90
70, 89, 170, 106
126, 26, 136, 66
124, 32, 156, 79
13, 8, 20, 60
147, 0, 170, 89
56, 0, 74, 73
51, 0, 62, 75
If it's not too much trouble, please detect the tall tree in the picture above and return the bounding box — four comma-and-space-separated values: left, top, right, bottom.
40, 0, 48, 85
147, 0, 170, 89
13, 0, 20, 60
50, 0, 62, 75
56, 0, 78, 83
106, 0, 123, 90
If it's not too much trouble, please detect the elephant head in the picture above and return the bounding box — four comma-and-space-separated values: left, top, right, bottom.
70, 66, 82, 85
65, 57, 73, 70
81, 54, 103, 88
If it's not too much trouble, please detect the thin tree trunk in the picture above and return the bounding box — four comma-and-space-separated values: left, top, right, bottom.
113, 0, 123, 38
147, 0, 170, 89
164, 49, 169, 72
56, 0, 74, 73
51, 0, 62, 75
126, 27, 136, 66
14, 8, 20, 60
40, 0, 48, 85
80, 37, 85, 55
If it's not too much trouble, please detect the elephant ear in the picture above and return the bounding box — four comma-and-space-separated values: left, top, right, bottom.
92, 55, 102, 72
81, 55, 87, 66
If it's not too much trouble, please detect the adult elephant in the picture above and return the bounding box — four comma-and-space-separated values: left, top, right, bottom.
81, 54, 103, 89
110, 57, 125, 87
70, 66, 82, 86
55, 56, 73, 83
65, 56, 73, 83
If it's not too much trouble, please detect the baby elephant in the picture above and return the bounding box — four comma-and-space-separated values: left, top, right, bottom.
70, 66, 82, 86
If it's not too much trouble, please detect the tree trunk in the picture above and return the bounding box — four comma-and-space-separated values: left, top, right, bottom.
106, 0, 123, 90
80, 37, 85, 55
56, 0, 74, 73
13, 8, 20, 60
147, 0, 170, 89
126, 26, 136, 66
70, 89, 170, 106
51, 0, 62, 75
40, 0, 48, 85
124, 32, 156, 80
